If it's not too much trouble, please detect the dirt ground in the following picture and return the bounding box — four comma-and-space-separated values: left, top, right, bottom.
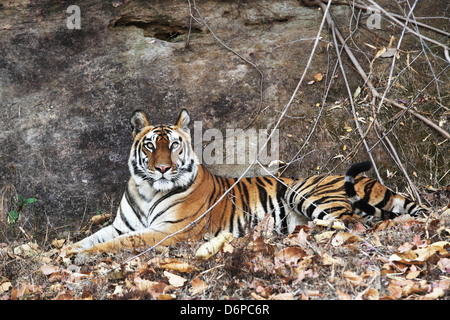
1, 206, 449, 300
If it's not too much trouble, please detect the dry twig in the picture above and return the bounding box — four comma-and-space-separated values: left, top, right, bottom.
304, 0, 450, 202
301, 0, 450, 140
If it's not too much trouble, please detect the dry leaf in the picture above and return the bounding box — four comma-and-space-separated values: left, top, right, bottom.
389, 253, 417, 265
275, 247, 310, 279
164, 271, 187, 288
375, 47, 387, 59
343, 271, 363, 286
222, 242, 234, 254
314, 219, 345, 230
148, 258, 194, 273
254, 214, 275, 238
162, 261, 193, 273
322, 252, 343, 266
270, 292, 294, 300
420, 287, 444, 300
268, 159, 286, 167
275, 247, 307, 267
13, 242, 41, 258
331, 232, 361, 247
148, 281, 167, 299
314, 231, 335, 242
343, 123, 353, 132
393, 250, 418, 261
397, 242, 415, 253
438, 258, 450, 273
251, 292, 267, 300
133, 277, 169, 299
390, 241, 450, 265
54, 292, 74, 300
68, 272, 89, 283
195, 231, 233, 260
434, 279, 450, 291
374, 219, 394, 231
387, 278, 430, 298
48, 269, 72, 283
190, 277, 208, 296
406, 270, 421, 280
363, 288, 379, 300
353, 86, 361, 99
303, 290, 320, 298
40, 264, 60, 276
109, 270, 126, 282
336, 287, 352, 300
313, 73, 323, 82
49, 283, 64, 293
0, 282, 12, 295
386, 282, 403, 299
158, 293, 176, 300
285, 226, 310, 246
51, 239, 66, 248
402, 280, 429, 296
112, 284, 124, 296
249, 235, 269, 254
254, 284, 272, 298
293, 260, 314, 282
415, 241, 449, 260
11, 282, 43, 300
412, 234, 428, 248
371, 233, 382, 246
134, 277, 159, 292
90, 213, 112, 224
58, 244, 81, 258
295, 227, 310, 246
380, 47, 397, 58
351, 222, 367, 233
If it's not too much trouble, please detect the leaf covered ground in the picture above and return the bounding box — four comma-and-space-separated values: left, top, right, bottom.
1, 207, 449, 300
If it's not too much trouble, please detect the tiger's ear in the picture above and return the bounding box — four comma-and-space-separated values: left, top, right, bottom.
175, 109, 190, 132
130, 110, 150, 138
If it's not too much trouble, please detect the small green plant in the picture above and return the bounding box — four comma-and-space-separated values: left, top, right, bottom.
8, 195, 37, 229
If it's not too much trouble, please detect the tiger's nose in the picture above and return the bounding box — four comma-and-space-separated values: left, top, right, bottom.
155, 165, 171, 173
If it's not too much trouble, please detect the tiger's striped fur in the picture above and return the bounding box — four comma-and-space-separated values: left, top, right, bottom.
74, 110, 427, 252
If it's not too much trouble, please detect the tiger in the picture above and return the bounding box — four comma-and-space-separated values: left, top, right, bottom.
73, 109, 427, 252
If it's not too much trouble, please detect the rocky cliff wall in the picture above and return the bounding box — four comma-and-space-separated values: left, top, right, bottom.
0, 0, 447, 237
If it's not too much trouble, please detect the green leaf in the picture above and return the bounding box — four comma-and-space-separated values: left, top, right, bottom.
23, 198, 37, 205
8, 210, 20, 225
17, 194, 25, 207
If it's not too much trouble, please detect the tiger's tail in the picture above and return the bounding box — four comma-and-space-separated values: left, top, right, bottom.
344, 161, 427, 221
344, 161, 394, 221
344, 161, 373, 211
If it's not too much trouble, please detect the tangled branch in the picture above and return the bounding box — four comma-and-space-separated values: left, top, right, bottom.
301, 0, 449, 202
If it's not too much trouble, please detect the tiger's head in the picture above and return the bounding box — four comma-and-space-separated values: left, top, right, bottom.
128, 109, 199, 192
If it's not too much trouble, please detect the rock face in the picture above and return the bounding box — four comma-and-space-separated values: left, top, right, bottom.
0, 0, 447, 235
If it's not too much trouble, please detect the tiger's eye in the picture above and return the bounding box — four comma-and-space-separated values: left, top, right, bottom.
144, 142, 154, 152
171, 141, 180, 149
